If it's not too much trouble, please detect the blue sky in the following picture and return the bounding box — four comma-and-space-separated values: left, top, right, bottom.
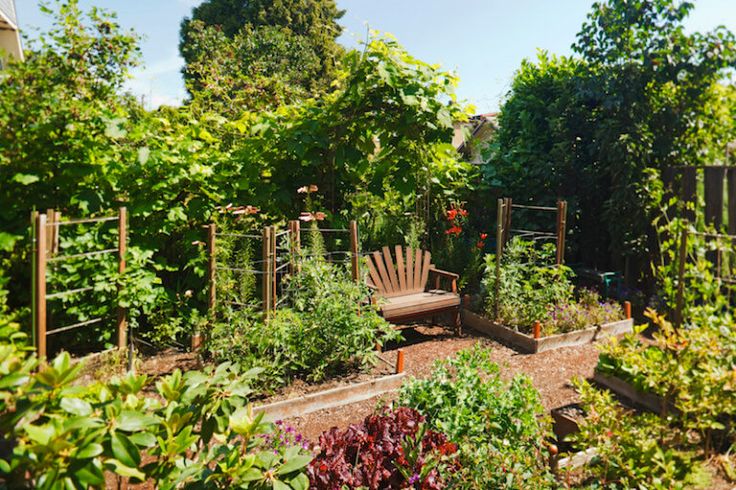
17, 0, 736, 112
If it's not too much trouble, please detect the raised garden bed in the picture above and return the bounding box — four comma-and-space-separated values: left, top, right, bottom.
463, 310, 633, 353
592, 371, 674, 414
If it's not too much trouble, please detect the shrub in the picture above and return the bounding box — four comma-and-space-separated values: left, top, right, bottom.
307, 407, 459, 489
399, 346, 557, 489
205, 257, 400, 392
0, 320, 312, 489
571, 379, 711, 489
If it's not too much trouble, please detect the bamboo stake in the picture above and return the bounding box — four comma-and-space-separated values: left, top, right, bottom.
35, 213, 47, 360
208, 223, 217, 319
495, 198, 504, 320
262, 227, 272, 319
350, 220, 360, 283
271, 226, 277, 310
117, 207, 127, 350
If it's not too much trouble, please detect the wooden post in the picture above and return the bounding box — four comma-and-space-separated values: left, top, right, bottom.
45, 208, 55, 255
503, 197, 513, 245
117, 207, 127, 350
624, 301, 632, 320
30, 211, 38, 348
395, 349, 405, 374
207, 224, 217, 320
262, 226, 272, 319
34, 213, 47, 360
271, 226, 277, 310
350, 220, 360, 283
494, 198, 504, 320
556, 200, 567, 265
293, 220, 301, 274
674, 225, 688, 328
532, 320, 541, 339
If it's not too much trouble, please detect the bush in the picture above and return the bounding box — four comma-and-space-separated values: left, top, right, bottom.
399, 346, 557, 489
0, 320, 312, 489
205, 257, 400, 392
307, 407, 460, 489
571, 379, 711, 489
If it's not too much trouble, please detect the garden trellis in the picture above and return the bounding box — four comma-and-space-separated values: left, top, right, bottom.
493, 198, 568, 320
206, 219, 360, 322
31, 208, 127, 360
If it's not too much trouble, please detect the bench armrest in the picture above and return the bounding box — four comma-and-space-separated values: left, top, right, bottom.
429, 267, 459, 280
428, 267, 459, 293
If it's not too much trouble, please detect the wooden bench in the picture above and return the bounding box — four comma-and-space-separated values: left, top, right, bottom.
366, 246, 461, 334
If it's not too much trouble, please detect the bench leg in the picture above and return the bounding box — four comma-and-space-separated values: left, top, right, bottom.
453, 307, 462, 336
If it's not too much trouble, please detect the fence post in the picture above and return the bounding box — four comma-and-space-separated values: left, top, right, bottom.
117, 207, 127, 350
207, 223, 217, 320
674, 224, 688, 328
502, 197, 512, 245
556, 200, 567, 265
34, 213, 47, 360
494, 198, 504, 320
350, 220, 360, 283
262, 226, 272, 319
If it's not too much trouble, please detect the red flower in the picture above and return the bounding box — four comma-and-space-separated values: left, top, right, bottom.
480, 233, 488, 240
446, 209, 458, 221
476, 241, 485, 249
445, 225, 462, 236
459, 208, 468, 217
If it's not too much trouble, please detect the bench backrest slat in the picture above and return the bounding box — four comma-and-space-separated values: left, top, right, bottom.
368, 247, 432, 297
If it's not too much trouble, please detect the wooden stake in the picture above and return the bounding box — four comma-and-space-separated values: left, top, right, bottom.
674, 225, 688, 328
271, 226, 277, 310
262, 227, 272, 319
533, 320, 541, 339
395, 349, 405, 374
30, 211, 38, 349
206, 224, 217, 322
350, 220, 360, 283
35, 213, 47, 360
495, 198, 504, 320
624, 301, 632, 320
117, 207, 127, 350
503, 197, 513, 245
556, 200, 567, 265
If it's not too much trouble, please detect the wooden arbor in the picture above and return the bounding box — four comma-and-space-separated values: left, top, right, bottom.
366, 246, 461, 334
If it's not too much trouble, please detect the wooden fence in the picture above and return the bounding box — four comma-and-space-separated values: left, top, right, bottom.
31, 208, 127, 360
662, 165, 736, 230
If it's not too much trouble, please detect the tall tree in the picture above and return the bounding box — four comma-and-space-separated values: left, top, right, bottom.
179, 0, 345, 110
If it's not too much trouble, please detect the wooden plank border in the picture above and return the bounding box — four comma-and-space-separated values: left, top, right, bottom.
462, 310, 633, 353
592, 371, 673, 414
253, 372, 406, 421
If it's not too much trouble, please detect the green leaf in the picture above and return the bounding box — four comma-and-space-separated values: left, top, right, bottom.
106, 459, 146, 481
277, 454, 311, 475
0, 232, 19, 252
12, 173, 40, 185
117, 410, 159, 432
273, 480, 291, 490
76, 443, 103, 459
111, 432, 141, 468
61, 397, 92, 416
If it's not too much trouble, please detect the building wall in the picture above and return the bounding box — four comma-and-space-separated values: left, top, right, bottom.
0, 0, 22, 65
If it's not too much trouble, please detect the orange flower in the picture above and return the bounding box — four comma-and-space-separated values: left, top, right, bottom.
446, 208, 458, 221
297, 184, 319, 194
459, 208, 468, 217
299, 211, 326, 222
445, 225, 462, 236
476, 241, 485, 249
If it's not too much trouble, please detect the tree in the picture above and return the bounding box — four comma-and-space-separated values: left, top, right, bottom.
486, 0, 736, 277
179, 0, 345, 108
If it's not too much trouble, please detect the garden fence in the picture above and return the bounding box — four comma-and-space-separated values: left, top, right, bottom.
663, 165, 736, 230
31, 208, 127, 360
206, 220, 360, 323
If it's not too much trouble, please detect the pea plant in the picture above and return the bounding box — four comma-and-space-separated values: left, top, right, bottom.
399, 346, 558, 489
482, 237, 623, 336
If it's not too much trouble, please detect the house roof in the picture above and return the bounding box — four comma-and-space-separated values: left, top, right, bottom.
0, 0, 18, 29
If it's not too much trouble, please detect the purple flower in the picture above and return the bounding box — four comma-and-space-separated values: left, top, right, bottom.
409, 473, 420, 484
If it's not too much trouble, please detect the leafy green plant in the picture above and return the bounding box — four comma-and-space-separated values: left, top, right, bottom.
399, 346, 557, 489
570, 379, 711, 490
0, 318, 312, 489
482, 237, 623, 335
206, 256, 400, 392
